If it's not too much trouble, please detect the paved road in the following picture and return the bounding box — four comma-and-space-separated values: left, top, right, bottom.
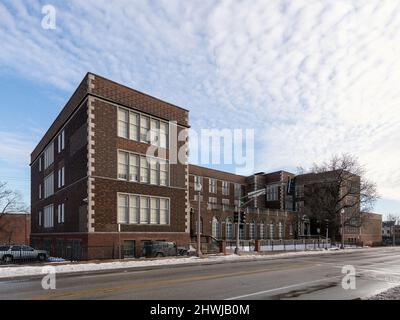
1, 247, 400, 300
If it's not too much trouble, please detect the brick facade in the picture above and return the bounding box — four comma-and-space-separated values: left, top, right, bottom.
0, 213, 30, 245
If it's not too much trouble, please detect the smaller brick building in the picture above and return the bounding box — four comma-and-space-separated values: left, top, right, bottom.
0, 212, 31, 245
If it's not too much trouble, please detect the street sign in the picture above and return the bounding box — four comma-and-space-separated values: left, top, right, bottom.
247, 188, 266, 199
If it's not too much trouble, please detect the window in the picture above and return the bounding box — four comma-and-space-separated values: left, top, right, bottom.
118, 194, 129, 224
295, 201, 304, 212
129, 195, 140, 224
160, 198, 169, 224
39, 157, 42, 172
295, 185, 304, 198
58, 130, 65, 153
39, 184, 42, 200
118, 151, 129, 180
140, 115, 150, 143
266, 185, 279, 201
150, 119, 160, 146
209, 178, 217, 193
57, 203, 65, 223
38, 211, 42, 226
222, 199, 230, 211
234, 183, 242, 198
140, 196, 150, 224
129, 112, 139, 141
222, 181, 230, 196
150, 160, 159, 185
44, 142, 54, 169
44, 173, 54, 198
160, 161, 168, 186
193, 194, 203, 202
129, 154, 139, 182
259, 222, 265, 239
118, 109, 129, 139
279, 222, 283, 239
140, 157, 149, 183
160, 122, 169, 149
212, 217, 221, 239
208, 197, 217, 210
118, 151, 168, 186
44, 204, 54, 228
58, 167, 65, 188
150, 198, 160, 224
249, 221, 256, 239
270, 223, 274, 239
226, 218, 233, 239
239, 224, 245, 239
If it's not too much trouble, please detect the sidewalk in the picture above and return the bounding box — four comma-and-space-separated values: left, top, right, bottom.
0, 247, 365, 280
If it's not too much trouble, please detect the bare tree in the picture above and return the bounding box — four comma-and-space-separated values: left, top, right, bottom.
303, 154, 379, 244
0, 182, 27, 242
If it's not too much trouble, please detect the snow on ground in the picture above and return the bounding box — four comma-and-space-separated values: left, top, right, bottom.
0, 248, 362, 279
366, 286, 400, 300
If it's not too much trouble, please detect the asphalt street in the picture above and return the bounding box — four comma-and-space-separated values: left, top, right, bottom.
1, 247, 400, 300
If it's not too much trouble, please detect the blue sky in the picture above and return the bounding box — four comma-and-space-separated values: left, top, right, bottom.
0, 0, 399, 218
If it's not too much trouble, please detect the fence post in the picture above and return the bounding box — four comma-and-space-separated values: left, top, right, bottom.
271, 240, 274, 252
283, 240, 286, 251
294, 240, 296, 251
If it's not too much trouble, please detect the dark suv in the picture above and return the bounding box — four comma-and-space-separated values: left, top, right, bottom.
142, 241, 187, 258
0, 245, 49, 263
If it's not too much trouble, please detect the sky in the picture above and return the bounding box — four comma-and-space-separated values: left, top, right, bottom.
0, 0, 399, 218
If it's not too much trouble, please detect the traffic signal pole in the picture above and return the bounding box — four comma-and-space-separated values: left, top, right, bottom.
235, 211, 241, 255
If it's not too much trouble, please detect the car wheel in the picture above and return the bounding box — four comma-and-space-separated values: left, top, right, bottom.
156, 253, 164, 258
37, 254, 46, 262
3, 255, 13, 264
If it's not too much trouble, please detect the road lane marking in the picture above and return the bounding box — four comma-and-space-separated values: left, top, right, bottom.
33, 263, 316, 300
225, 276, 343, 300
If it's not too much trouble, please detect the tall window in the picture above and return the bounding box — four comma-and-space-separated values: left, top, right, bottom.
259, 222, 265, 240
150, 160, 159, 185
44, 173, 54, 198
160, 198, 169, 224
266, 185, 279, 201
209, 178, 217, 193
129, 112, 139, 141
226, 218, 233, 239
279, 222, 283, 239
129, 154, 139, 182
222, 181, 230, 195
160, 122, 169, 148
150, 198, 160, 224
44, 142, 54, 169
150, 119, 160, 146
39, 157, 42, 172
44, 204, 54, 228
58, 130, 65, 153
270, 223, 275, 240
57, 203, 65, 224
140, 196, 150, 224
118, 152, 129, 180
129, 195, 140, 224
212, 217, 220, 239
234, 183, 242, 198
194, 175, 202, 187
39, 184, 42, 200
58, 167, 65, 188
160, 161, 168, 186
140, 157, 149, 183
118, 194, 129, 224
140, 115, 150, 143
249, 221, 256, 240
239, 224, 245, 239
118, 109, 129, 139
38, 211, 42, 226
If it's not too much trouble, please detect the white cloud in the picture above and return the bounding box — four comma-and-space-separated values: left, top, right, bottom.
0, 0, 399, 202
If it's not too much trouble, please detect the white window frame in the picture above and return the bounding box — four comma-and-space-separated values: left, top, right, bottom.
44, 173, 54, 198
57, 203, 65, 224
58, 130, 65, 153
58, 167, 65, 188
118, 193, 170, 225
44, 204, 54, 228
209, 178, 217, 194
222, 181, 230, 196
44, 142, 54, 169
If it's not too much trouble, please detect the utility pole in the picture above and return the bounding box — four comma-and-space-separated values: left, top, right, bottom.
118, 223, 121, 259
195, 180, 202, 258
341, 209, 345, 249
234, 188, 267, 255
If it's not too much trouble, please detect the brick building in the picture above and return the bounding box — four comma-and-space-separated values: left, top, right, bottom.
30, 73, 382, 259
30, 73, 190, 259
0, 212, 30, 245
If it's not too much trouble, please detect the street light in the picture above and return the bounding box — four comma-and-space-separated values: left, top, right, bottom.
341, 209, 345, 249
194, 180, 202, 258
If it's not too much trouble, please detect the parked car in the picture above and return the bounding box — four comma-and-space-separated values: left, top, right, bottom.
0, 245, 49, 263
142, 241, 187, 258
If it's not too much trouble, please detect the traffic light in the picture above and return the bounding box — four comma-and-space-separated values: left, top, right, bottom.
240, 212, 246, 224
234, 212, 239, 223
